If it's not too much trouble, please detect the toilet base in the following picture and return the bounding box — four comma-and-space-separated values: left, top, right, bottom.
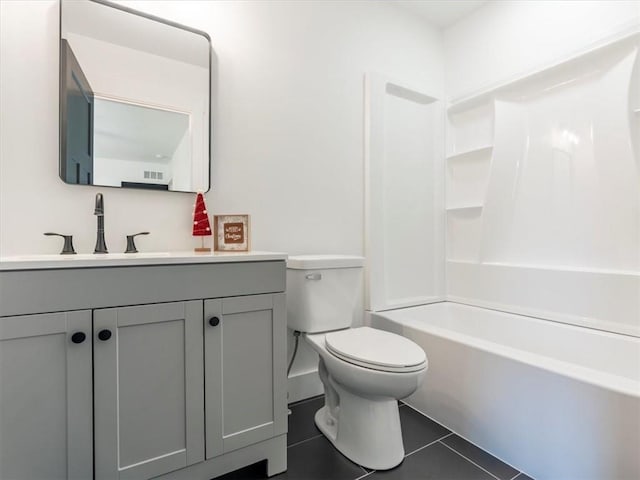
314, 382, 405, 470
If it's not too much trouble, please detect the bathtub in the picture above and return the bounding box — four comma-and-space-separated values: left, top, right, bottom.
369, 302, 640, 480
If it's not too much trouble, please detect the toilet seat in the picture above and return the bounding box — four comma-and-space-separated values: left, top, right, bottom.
324, 327, 427, 373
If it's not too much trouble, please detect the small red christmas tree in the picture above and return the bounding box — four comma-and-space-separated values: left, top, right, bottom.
192, 192, 212, 252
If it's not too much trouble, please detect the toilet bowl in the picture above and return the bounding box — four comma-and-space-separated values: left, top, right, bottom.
305, 327, 427, 470
286, 255, 428, 470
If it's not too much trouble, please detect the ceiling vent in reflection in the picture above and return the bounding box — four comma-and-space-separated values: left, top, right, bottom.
144, 170, 163, 180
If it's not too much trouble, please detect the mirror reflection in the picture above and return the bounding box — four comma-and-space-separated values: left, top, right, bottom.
59, 0, 211, 192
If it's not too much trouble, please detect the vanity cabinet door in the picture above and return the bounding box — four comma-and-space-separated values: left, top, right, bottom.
94, 301, 204, 480
0, 311, 93, 480
204, 293, 287, 458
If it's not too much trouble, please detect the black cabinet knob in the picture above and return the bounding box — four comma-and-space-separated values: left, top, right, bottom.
98, 329, 112, 341
208, 317, 220, 327
71, 332, 86, 344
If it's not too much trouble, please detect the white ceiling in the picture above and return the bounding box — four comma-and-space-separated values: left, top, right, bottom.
394, 0, 488, 28
93, 98, 189, 163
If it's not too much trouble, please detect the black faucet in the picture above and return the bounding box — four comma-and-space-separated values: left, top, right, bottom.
94, 193, 108, 254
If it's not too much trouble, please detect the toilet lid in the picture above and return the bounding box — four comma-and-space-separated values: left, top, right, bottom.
325, 327, 427, 373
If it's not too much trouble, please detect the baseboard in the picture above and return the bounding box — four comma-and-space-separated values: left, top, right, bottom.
287, 368, 323, 404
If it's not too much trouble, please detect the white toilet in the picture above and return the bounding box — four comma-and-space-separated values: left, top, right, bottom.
287, 255, 428, 470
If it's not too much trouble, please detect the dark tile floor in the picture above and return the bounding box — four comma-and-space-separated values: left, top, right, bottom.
217, 396, 535, 480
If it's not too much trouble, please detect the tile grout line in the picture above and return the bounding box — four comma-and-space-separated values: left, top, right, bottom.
287, 398, 529, 480
286, 433, 323, 449
353, 471, 374, 480
403, 403, 524, 477
439, 440, 502, 480
288, 394, 324, 408
351, 431, 456, 480
403, 431, 454, 458
405, 403, 452, 436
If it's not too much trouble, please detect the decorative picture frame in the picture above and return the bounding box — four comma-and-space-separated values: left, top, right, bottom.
213, 215, 250, 252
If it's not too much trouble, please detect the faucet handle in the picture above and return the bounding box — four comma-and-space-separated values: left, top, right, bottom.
44, 232, 76, 255
125, 232, 150, 253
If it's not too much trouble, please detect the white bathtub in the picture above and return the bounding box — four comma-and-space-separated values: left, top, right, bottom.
369, 302, 640, 480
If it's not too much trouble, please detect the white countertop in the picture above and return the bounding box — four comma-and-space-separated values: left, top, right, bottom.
0, 251, 288, 271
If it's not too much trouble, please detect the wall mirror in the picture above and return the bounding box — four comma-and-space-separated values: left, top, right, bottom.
59, 0, 211, 192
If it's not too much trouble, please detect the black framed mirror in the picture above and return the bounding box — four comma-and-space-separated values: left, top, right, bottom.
59, 0, 211, 192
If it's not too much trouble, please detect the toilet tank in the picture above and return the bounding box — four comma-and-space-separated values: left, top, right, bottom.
287, 255, 364, 333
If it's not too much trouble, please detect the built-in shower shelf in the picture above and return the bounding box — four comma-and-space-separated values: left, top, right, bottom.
446, 205, 483, 212
446, 145, 493, 161
446, 146, 491, 213
634, 108, 640, 114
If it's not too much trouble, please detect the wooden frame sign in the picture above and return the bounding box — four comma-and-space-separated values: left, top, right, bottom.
214, 215, 250, 252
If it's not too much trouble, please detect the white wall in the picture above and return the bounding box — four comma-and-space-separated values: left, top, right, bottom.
0, 1, 191, 255
0, 0, 443, 400
0, 0, 442, 256
444, 0, 640, 100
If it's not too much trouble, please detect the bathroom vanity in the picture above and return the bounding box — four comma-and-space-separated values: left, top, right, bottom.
0, 252, 288, 480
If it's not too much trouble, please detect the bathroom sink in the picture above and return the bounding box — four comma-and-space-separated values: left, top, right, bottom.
3, 252, 171, 262
0, 251, 287, 271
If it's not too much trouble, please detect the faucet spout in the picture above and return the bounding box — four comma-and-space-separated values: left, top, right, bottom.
94, 193, 104, 216
94, 193, 108, 253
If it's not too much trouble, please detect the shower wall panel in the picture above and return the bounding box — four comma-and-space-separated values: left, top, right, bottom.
365, 74, 444, 312
445, 35, 640, 337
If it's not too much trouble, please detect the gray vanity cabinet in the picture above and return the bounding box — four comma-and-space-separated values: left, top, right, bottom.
93, 301, 204, 480
0, 311, 93, 480
204, 294, 287, 458
0, 257, 287, 480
